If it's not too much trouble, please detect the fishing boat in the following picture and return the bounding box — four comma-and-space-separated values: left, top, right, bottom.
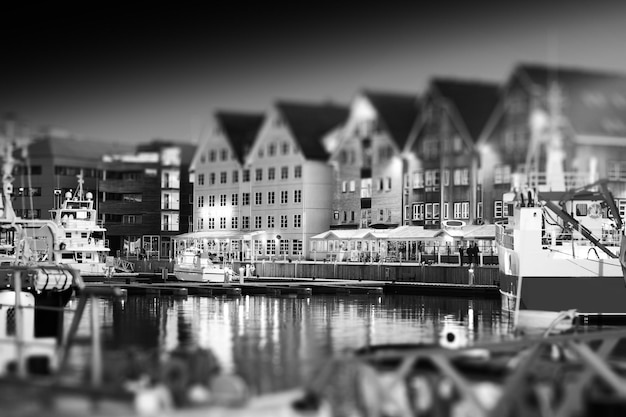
173, 249, 230, 282
495, 86, 626, 330
48, 173, 112, 276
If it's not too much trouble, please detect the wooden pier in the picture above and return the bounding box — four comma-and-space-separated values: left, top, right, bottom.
83, 274, 498, 298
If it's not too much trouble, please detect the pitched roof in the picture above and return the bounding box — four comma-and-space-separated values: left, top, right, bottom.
362, 91, 419, 148
215, 111, 265, 164
516, 63, 626, 137
432, 79, 500, 142
28, 135, 134, 160
276, 101, 349, 161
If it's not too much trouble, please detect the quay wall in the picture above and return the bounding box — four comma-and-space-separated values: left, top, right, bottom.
129, 259, 500, 286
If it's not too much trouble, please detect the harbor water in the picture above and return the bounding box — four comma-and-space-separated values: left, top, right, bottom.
66, 294, 514, 395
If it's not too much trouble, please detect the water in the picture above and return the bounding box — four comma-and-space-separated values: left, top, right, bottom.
66, 294, 514, 394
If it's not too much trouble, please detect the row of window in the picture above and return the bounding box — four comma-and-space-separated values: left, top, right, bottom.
197, 165, 302, 186
408, 168, 470, 188
341, 177, 392, 193
104, 214, 143, 224
253, 239, 303, 256
257, 141, 298, 158
333, 208, 392, 224
200, 148, 232, 164
198, 190, 302, 207
409, 202, 469, 220
197, 214, 302, 230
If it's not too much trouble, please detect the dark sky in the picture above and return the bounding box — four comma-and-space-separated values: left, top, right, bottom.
1, 2, 625, 144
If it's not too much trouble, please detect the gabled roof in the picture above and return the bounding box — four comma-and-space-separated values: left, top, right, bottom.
516, 63, 626, 138
28, 135, 134, 160
215, 111, 265, 164
431, 79, 500, 142
276, 101, 349, 161
362, 91, 420, 149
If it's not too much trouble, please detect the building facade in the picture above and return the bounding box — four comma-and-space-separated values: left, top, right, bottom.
329, 91, 418, 230
479, 64, 626, 223
99, 140, 195, 258
405, 79, 499, 229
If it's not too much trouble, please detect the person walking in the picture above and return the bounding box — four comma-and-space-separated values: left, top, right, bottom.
458, 245, 464, 266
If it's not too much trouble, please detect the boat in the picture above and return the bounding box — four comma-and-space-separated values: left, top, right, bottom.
48, 172, 112, 277
173, 248, 230, 282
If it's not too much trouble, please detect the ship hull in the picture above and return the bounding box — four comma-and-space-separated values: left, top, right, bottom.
173, 266, 226, 283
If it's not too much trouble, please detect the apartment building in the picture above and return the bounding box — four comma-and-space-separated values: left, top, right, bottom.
12, 132, 132, 220
405, 79, 499, 228
189, 111, 264, 259
100, 140, 195, 257
479, 64, 626, 223
329, 91, 418, 230
245, 101, 348, 259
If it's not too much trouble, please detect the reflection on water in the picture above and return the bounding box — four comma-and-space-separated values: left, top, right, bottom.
66, 294, 513, 394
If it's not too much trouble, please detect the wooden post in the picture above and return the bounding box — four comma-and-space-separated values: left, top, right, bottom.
90, 295, 102, 387
14, 271, 26, 379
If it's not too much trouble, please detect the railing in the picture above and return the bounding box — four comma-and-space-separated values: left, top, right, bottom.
495, 222, 514, 250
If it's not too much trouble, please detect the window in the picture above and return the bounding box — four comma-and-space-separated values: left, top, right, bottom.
232, 170, 239, 183
412, 203, 424, 220
425, 203, 433, 219
255, 168, 263, 181
281, 142, 290, 155
281, 166, 288, 179
294, 165, 302, 178
453, 168, 469, 185
294, 189, 302, 203
494, 165, 511, 184
281, 190, 288, 204
294, 214, 301, 228
279, 239, 289, 255
208, 218, 215, 229
333, 210, 339, 220
494, 201, 503, 218
292, 239, 302, 255
404, 205, 410, 220
220, 172, 227, 184
198, 174, 205, 185
242, 169, 250, 182
197, 195, 204, 207
386, 177, 392, 190
412, 171, 424, 188
619, 200, 626, 220
443, 203, 449, 219
258, 147, 264, 158
454, 202, 470, 219
477, 202, 483, 219
220, 217, 226, 229
255, 192, 263, 205
433, 203, 440, 219
280, 215, 288, 228
266, 240, 276, 255
231, 217, 238, 228
443, 169, 450, 186
209, 173, 215, 185
123, 193, 142, 202
576, 204, 588, 216
255, 216, 262, 228
242, 193, 250, 205
351, 211, 355, 222
268, 143, 276, 156
267, 216, 275, 228
268, 191, 275, 204
242, 216, 250, 229
220, 149, 228, 161
232, 193, 238, 206
209, 150, 216, 162
220, 194, 227, 206
608, 161, 626, 181
197, 218, 204, 229
208, 195, 215, 207
342, 181, 347, 193
349, 180, 356, 192
268, 167, 275, 180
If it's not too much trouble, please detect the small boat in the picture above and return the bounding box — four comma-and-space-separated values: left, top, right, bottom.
173, 249, 230, 282
48, 173, 112, 277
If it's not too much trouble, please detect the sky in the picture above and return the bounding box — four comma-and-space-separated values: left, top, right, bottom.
1, 2, 626, 145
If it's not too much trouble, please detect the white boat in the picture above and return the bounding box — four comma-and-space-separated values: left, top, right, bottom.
48, 173, 112, 276
496, 179, 626, 327
173, 250, 229, 282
